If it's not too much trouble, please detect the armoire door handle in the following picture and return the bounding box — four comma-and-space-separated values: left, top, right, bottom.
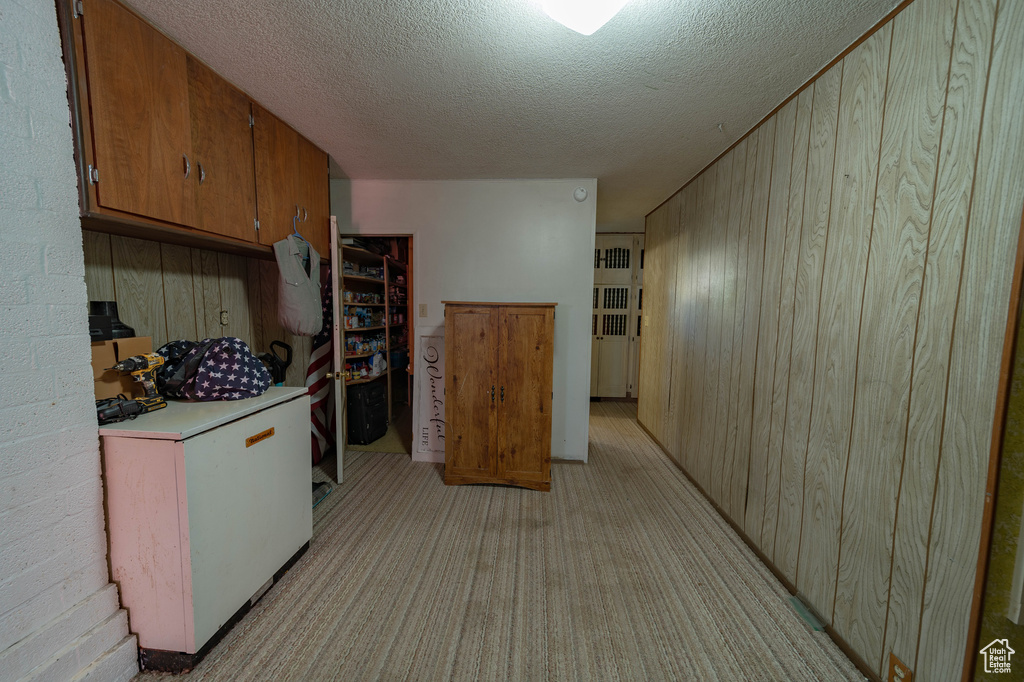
490, 385, 495, 402
500, 386, 505, 403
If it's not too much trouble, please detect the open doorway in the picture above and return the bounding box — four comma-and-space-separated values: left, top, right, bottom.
339, 235, 414, 455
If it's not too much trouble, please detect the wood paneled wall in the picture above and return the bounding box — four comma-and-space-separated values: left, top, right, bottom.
82, 231, 312, 387
638, 0, 1024, 678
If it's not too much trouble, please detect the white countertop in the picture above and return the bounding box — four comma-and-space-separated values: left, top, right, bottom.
98, 386, 309, 440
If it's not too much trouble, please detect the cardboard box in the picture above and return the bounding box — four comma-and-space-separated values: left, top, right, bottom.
92, 337, 153, 400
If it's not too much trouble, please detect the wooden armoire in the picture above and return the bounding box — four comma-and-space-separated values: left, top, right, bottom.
443, 302, 556, 491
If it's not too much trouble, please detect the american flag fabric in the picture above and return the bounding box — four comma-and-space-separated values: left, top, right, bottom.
305, 262, 335, 465
182, 337, 272, 401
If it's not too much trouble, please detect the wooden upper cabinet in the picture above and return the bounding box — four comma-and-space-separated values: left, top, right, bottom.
66, 0, 333, 257
298, 135, 330, 256
186, 57, 257, 242
253, 103, 299, 246
80, 0, 196, 226
254, 106, 330, 255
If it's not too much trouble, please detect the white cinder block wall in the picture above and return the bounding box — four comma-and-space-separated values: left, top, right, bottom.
0, 2, 137, 680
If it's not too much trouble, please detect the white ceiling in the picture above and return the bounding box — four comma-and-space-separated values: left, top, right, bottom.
123, 0, 899, 225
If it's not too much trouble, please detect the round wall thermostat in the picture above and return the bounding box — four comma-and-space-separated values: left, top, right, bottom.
573, 187, 588, 202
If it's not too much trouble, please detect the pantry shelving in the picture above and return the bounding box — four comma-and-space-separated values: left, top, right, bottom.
341, 242, 412, 427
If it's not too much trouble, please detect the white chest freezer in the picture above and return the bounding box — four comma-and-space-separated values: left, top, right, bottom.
99, 387, 313, 671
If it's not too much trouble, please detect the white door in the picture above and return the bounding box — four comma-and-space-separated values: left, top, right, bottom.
594, 284, 630, 397
329, 218, 346, 482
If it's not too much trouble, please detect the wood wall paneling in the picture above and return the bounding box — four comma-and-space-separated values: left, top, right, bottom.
696, 167, 721, 493
727, 131, 761, 518
663, 191, 688, 458
709, 150, 737, 504
160, 244, 199, 342
745, 99, 797, 546
672, 185, 692, 470
667, 193, 688, 465
195, 249, 223, 339
217, 252, 254, 343
762, 92, 811, 560
719, 139, 749, 520
110, 235, 168, 347
83, 233, 312, 389
832, 0, 956, 668
82, 230, 115, 301
637, 209, 658, 432
883, 0, 996, 673
638, 204, 671, 438
777, 68, 843, 584
916, 1, 1024, 678
640, 0, 1024, 676
796, 25, 891, 622
734, 120, 776, 525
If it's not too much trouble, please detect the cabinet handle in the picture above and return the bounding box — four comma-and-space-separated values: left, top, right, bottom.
183, 154, 191, 179
303, 208, 308, 222
198, 163, 206, 185
500, 386, 505, 403
490, 385, 495, 402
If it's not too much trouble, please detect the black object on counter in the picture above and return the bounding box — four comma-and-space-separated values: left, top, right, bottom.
89, 301, 135, 340
96, 396, 145, 424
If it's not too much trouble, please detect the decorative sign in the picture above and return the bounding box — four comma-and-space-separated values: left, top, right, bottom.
245, 427, 275, 448
415, 335, 445, 460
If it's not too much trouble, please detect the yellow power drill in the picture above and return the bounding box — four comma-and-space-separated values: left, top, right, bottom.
110, 353, 167, 414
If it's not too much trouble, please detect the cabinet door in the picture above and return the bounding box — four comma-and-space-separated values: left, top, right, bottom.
298, 134, 330, 256
253, 104, 299, 245
445, 306, 498, 480
187, 57, 257, 242
497, 306, 553, 485
81, 0, 195, 226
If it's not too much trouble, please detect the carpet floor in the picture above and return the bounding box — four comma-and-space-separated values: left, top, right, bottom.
135, 401, 863, 681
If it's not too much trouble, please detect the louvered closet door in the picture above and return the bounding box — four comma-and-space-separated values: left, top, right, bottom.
445, 306, 498, 480
593, 285, 630, 397
497, 306, 554, 485
594, 235, 634, 285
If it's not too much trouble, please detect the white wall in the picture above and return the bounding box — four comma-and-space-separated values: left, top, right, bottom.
0, 2, 136, 679
331, 179, 597, 462
596, 218, 645, 233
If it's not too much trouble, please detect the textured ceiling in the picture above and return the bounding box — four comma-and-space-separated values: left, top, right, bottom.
123, 0, 899, 224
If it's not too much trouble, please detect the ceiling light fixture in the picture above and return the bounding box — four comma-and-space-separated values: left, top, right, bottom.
541, 0, 631, 35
